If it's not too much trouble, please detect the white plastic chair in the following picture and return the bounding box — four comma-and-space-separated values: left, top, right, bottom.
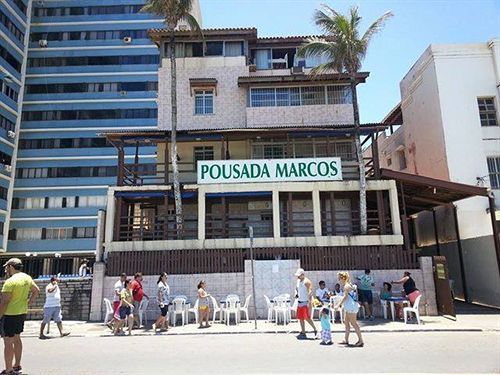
381, 299, 389, 320
240, 295, 251, 322
209, 296, 223, 323
188, 299, 200, 324
103, 298, 114, 324
329, 296, 344, 324
311, 302, 324, 320
138, 299, 149, 327
171, 298, 186, 326
273, 296, 290, 325
264, 295, 274, 322
224, 296, 240, 326
404, 295, 422, 324
226, 294, 240, 301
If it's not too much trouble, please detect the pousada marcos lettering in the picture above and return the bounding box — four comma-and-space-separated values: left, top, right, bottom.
197, 158, 343, 184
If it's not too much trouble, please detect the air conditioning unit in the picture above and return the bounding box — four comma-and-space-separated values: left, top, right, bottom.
178, 25, 188, 31
4, 165, 12, 172
123, 36, 132, 44
119, 91, 127, 96
39, 39, 48, 48
291, 66, 304, 74
7, 131, 16, 139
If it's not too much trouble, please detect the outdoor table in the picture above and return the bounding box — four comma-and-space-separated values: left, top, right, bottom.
385, 297, 410, 321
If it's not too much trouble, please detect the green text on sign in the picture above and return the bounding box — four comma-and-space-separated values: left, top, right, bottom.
197, 158, 343, 184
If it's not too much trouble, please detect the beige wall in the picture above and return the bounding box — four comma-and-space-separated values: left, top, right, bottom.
246, 104, 353, 128
158, 56, 249, 130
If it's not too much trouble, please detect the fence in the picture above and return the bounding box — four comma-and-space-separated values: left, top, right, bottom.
105, 246, 418, 276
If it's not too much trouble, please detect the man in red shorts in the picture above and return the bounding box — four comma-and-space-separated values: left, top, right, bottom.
294, 268, 317, 339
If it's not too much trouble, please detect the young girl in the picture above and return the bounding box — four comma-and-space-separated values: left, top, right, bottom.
335, 271, 364, 347
197, 280, 211, 328
319, 307, 332, 345
153, 272, 170, 333
114, 280, 134, 336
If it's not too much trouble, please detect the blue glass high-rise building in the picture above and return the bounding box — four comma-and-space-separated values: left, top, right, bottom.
0, 0, 202, 272
0, 0, 31, 254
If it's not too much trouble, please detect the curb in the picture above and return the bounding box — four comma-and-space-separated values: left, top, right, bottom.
22, 327, 497, 338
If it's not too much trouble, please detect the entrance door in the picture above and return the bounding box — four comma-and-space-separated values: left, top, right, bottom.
433, 256, 456, 318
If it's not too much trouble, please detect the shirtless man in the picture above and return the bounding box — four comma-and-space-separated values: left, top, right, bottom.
294, 268, 318, 339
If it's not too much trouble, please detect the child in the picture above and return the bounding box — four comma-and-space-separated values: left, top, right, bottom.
380, 282, 392, 300
319, 307, 332, 345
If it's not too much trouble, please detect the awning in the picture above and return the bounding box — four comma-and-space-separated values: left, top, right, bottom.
206, 192, 272, 198
380, 168, 489, 215
167, 191, 197, 199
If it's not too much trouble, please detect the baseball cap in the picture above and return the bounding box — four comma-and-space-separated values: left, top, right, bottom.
2, 258, 22, 268
294, 268, 305, 277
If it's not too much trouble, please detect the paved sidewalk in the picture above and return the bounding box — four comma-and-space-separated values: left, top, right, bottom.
22, 312, 500, 338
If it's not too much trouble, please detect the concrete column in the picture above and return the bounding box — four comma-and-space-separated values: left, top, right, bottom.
272, 190, 281, 238
198, 187, 205, 240
419, 256, 438, 316
89, 262, 106, 321
388, 180, 402, 235
312, 189, 322, 236
104, 189, 115, 245
95, 209, 106, 262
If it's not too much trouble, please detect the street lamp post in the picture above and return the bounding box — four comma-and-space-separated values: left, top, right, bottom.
248, 226, 257, 329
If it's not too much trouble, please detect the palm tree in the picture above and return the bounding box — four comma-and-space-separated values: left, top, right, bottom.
141, 0, 202, 234
298, 5, 393, 234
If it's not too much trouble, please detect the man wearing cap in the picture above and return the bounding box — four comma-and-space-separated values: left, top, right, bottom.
39, 277, 70, 339
0, 258, 40, 375
294, 268, 318, 340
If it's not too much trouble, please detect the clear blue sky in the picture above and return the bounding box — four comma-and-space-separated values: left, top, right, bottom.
200, 0, 500, 123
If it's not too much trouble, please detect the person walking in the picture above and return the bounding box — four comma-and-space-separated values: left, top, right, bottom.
335, 271, 364, 347
152, 273, 170, 333
356, 269, 375, 320
113, 280, 134, 336
130, 272, 148, 328
39, 277, 70, 339
107, 273, 127, 330
294, 268, 318, 339
197, 281, 211, 328
0, 258, 40, 375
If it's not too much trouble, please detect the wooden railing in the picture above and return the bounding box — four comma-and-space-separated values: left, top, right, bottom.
321, 209, 392, 236
105, 246, 418, 275
120, 161, 197, 186
280, 210, 315, 237
205, 212, 273, 239
116, 214, 198, 241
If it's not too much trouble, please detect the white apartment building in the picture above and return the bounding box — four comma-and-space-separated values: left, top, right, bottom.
374, 39, 500, 307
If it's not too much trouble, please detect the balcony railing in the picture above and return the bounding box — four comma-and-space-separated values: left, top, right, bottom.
116, 214, 198, 241
205, 212, 273, 239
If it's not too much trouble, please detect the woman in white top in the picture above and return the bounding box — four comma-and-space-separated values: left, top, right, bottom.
152, 272, 170, 332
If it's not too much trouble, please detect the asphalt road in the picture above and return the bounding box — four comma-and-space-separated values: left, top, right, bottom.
14, 331, 500, 374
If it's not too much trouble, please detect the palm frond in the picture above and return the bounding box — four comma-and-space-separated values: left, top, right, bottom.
361, 11, 393, 45
309, 61, 340, 76
182, 13, 203, 38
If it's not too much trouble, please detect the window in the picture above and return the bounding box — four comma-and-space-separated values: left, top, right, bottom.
205, 42, 223, 56
194, 90, 214, 114
301, 86, 325, 105
0, 186, 8, 200
48, 197, 63, 208
0, 114, 15, 132
250, 88, 275, 107
0, 10, 25, 42
185, 42, 204, 57
397, 150, 407, 170
252, 143, 287, 159
294, 143, 314, 158
45, 228, 72, 240
75, 227, 96, 238
225, 42, 243, 57
16, 228, 42, 240
78, 196, 107, 207
487, 157, 500, 189
387, 158, 392, 166
194, 146, 214, 169
0, 45, 22, 72
478, 98, 498, 126
327, 86, 352, 104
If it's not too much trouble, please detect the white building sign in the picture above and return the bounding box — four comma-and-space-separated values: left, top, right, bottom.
197, 157, 342, 184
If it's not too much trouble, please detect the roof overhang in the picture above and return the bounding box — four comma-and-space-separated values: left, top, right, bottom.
238, 72, 369, 86
148, 27, 258, 44
380, 168, 489, 215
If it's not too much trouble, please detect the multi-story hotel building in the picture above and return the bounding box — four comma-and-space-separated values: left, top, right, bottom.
372, 40, 500, 307
0, 0, 31, 255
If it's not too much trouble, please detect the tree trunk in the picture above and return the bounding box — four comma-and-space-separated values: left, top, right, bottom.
351, 76, 367, 235
169, 30, 183, 235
